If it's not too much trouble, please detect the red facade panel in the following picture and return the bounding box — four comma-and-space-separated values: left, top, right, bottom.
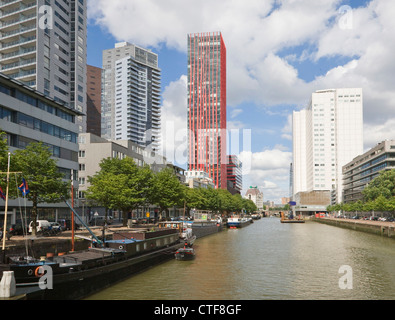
187, 32, 227, 189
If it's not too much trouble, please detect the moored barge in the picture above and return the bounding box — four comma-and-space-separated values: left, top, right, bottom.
0, 202, 184, 300
227, 216, 252, 229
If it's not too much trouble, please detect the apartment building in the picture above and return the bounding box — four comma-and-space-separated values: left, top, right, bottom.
227, 155, 242, 195
0, 72, 80, 222
245, 186, 264, 210
293, 88, 363, 204
0, 0, 87, 133
86, 65, 101, 136
343, 140, 395, 203
101, 42, 161, 152
187, 32, 227, 189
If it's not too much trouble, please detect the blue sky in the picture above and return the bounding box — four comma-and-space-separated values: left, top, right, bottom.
86, 0, 395, 202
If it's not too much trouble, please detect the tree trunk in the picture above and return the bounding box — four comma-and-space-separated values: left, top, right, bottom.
121, 208, 129, 227
31, 198, 38, 237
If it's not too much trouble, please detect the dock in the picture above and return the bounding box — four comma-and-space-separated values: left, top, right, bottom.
313, 217, 395, 238
280, 211, 305, 223
281, 219, 305, 223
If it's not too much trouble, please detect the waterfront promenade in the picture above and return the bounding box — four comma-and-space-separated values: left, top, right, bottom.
312, 216, 395, 238
5, 217, 395, 254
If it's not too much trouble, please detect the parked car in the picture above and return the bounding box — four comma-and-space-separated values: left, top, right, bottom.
50, 222, 62, 233
28, 220, 51, 233
9, 221, 25, 236
58, 219, 80, 231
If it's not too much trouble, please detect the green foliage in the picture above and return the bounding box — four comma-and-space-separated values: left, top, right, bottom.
86, 157, 153, 226
11, 142, 69, 235
326, 170, 395, 214
0, 131, 9, 172
362, 170, 395, 202
148, 167, 184, 217
182, 186, 257, 215
87, 157, 258, 220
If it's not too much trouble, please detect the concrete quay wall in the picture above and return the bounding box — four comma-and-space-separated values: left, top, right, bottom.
313, 217, 395, 238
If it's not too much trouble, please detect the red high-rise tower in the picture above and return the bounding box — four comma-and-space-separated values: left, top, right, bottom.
187, 32, 227, 189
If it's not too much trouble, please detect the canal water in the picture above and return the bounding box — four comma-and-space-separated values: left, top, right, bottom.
86, 217, 395, 300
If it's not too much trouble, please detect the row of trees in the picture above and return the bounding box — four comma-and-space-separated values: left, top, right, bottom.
0, 133, 257, 232
86, 156, 257, 226
327, 170, 395, 214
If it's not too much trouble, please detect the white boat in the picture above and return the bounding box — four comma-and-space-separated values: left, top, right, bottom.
181, 225, 196, 247
227, 216, 252, 229
157, 221, 196, 246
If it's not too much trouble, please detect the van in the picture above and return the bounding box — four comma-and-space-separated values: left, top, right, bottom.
28, 220, 51, 233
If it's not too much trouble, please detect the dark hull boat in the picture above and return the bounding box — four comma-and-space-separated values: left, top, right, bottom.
1, 232, 183, 300
174, 247, 195, 261
0, 202, 183, 300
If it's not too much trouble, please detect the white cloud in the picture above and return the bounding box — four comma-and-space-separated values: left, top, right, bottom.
89, 0, 395, 200
160, 75, 188, 167
230, 108, 243, 119
239, 148, 292, 202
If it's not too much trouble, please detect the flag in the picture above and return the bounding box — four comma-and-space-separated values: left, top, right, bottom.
19, 178, 30, 196
0, 187, 5, 200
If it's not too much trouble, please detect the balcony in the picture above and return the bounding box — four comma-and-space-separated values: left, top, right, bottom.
0, 1, 22, 9
1, 56, 34, 70
7, 66, 36, 81
0, 44, 35, 62
0, 12, 35, 29
0, 34, 35, 53
0, 1, 36, 19
0, 23, 34, 39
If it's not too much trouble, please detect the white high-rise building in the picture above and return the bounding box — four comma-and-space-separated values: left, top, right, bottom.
293, 88, 363, 204
0, 0, 87, 132
102, 42, 161, 152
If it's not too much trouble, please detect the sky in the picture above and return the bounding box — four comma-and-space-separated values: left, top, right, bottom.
86, 0, 395, 203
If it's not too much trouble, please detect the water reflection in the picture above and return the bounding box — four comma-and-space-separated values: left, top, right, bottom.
86, 218, 395, 300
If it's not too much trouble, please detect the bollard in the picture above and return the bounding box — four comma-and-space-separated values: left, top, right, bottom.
0, 271, 16, 298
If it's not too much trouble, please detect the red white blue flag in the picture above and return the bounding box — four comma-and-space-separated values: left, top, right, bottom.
18, 178, 30, 196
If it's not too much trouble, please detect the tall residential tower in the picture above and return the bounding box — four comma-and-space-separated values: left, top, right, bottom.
0, 0, 87, 132
293, 88, 363, 204
187, 32, 227, 189
102, 42, 161, 151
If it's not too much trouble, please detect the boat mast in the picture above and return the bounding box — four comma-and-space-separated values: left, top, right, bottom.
2, 153, 10, 251
63, 199, 103, 247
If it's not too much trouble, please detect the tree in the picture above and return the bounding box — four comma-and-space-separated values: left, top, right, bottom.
86, 157, 153, 227
243, 198, 257, 213
182, 186, 206, 215
149, 168, 184, 218
11, 142, 69, 236
362, 170, 395, 202
373, 195, 391, 212
0, 131, 9, 171
229, 193, 243, 213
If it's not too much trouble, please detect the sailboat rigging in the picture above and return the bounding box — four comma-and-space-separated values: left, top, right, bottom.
1, 153, 27, 258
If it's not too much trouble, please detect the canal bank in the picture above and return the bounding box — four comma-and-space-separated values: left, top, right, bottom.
86, 217, 395, 300
312, 217, 395, 238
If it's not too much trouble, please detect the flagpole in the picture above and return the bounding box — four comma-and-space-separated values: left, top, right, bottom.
2, 153, 11, 251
